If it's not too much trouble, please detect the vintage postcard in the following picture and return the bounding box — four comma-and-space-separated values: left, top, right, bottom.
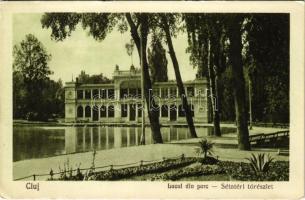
0, 1, 304, 199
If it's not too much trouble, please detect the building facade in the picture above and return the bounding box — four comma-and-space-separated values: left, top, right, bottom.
64, 66, 209, 124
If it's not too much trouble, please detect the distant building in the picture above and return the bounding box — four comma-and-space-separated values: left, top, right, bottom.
64, 66, 209, 123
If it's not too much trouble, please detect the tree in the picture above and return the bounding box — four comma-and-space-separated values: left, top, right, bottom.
13, 71, 27, 118
77, 70, 112, 84
184, 14, 225, 137
185, 14, 251, 149
160, 14, 198, 138
147, 33, 168, 83
244, 14, 289, 123
41, 13, 163, 143
13, 34, 52, 120
226, 15, 251, 150
125, 39, 135, 66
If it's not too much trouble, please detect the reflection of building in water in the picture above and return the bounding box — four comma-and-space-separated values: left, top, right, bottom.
65, 127, 77, 154
64, 127, 211, 153
64, 66, 209, 123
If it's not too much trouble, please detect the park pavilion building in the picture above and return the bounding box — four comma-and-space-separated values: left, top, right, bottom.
64, 66, 210, 124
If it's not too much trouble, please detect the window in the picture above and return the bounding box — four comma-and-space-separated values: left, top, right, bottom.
161, 105, 168, 117
178, 105, 185, 117
121, 104, 128, 117
129, 88, 137, 98
152, 88, 160, 98
77, 106, 83, 117
120, 89, 128, 99
100, 89, 107, 99
100, 105, 107, 118
187, 87, 195, 97
92, 89, 99, 99
154, 105, 160, 117
137, 88, 142, 98
108, 89, 115, 99
169, 87, 177, 98
137, 104, 142, 117
85, 90, 91, 99
161, 88, 168, 98
77, 90, 83, 99
108, 105, 115, 117
85, 106, 91, 117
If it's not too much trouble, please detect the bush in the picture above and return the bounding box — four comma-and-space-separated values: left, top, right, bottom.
246, 153, 274, 174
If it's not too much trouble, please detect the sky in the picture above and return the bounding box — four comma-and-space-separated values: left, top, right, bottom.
13, 13, 197, 83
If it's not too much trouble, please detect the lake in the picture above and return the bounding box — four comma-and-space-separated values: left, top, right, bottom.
13, 126, 236, 162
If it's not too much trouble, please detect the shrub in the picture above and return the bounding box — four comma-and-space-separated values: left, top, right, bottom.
198, 139, 214, 159
246, 153, 274, 174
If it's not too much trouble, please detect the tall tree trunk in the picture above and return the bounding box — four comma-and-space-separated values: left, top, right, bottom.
162, 15, 197, 138
207, 39, 221, 137
126, 13, 163, 143
227, 16, 251, 150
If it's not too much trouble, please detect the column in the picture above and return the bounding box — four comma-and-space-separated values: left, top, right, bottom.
159, 103, 162, 118
127, 103, 130, 121
106, 103, 108, 118
135, 103, 138, 122
176, 103, 179, 120
90, 106, 93, 121
167, 87, 170, 99
82, 105, 85, 119
159, 87, 161, 98
168, 104, 170, 121
83, 90, 85, 99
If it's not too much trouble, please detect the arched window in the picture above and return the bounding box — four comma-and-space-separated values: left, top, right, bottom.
108, 105, 115, 117
77, 106, 83, 118
100, 105, 107, 118
161, 105, 168, 117
85, 106, 91, 118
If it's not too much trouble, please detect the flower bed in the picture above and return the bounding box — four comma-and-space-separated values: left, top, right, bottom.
52, 157, 289, 181
53, 157, 198, 181
151, 164, 224, 181
220, 161, 289, 181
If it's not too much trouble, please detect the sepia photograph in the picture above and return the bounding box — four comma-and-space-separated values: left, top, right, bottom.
0, 1, 304, 199
12, 11, 290, 182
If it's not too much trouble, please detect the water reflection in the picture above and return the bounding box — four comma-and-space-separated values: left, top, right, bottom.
13, 126, 235, 162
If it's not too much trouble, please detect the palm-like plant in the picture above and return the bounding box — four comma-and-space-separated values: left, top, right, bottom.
198, 139, 214, 159
246, 153, 274, 174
